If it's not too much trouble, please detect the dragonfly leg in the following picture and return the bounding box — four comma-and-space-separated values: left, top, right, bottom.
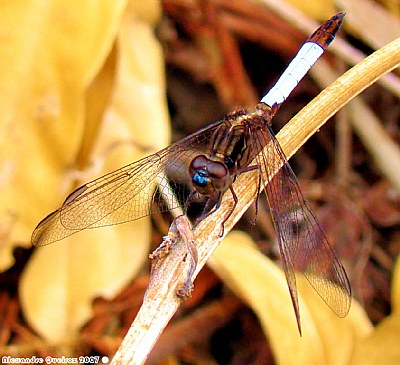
251, 168, 263, 225
194, 191, 223, 225
183, 190, 199, 215
193, 185, 239, 237
198, 186, 239, 237
219, 185, 238, 236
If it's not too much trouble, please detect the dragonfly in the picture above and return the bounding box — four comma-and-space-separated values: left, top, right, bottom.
32, 13, 351, 334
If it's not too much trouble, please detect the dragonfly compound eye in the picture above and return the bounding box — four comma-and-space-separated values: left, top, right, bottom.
207, 161, 228, 179
190, 155, 208, 170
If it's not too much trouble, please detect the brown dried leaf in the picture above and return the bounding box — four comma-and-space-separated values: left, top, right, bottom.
362, 181, 400, 227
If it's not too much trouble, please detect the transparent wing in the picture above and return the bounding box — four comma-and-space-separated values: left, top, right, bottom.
32, 122, 221, 246
253, 124, 351, 329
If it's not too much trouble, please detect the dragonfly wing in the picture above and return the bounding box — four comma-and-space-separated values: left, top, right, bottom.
253, 125, 351, 322
32, 122, 222, 246
32, 148, 182, 246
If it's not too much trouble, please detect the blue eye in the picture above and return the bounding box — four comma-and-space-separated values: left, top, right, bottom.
193, 173, 209, 187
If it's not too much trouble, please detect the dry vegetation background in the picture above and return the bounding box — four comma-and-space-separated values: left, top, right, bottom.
0, 0, 400, 364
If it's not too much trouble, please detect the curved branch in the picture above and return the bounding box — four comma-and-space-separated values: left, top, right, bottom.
111, 37, 400, 365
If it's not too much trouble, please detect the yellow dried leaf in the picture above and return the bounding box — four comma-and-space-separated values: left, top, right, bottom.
349, 314, 400, 365
296, 275, 372, 364
109, 5, 169, 148
0, 0, 127, 269
285, 0, 336, 20
18, 1, 170, 341
392, 253, 400, 313
209, 232, 323, 365
20, 223, 149, 341
209, 231, 371, 365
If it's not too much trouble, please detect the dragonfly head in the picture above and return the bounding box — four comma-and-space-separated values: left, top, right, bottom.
189, 155, 231, 196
